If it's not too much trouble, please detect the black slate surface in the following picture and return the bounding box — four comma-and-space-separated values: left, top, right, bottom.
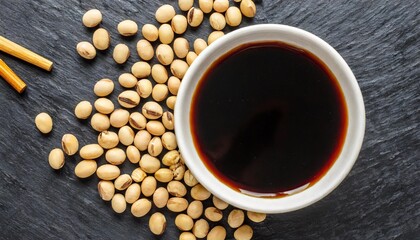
0, 0, 419, 239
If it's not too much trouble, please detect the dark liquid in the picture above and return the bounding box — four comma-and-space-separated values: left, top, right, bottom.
191, 42, 348, 197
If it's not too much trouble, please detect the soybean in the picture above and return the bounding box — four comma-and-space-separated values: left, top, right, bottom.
208, 31, 225, 45
187, 200, 203, 219
35, 112, 53, 134
156, 44, 174, 65
94, 98, 114, 114
234, 225, 253, 240
125, 183, 141, 204
175, 214, 194, 231
184, 169, 199, 187
148, 137, 163, 157
155, 4, 176, 23
178, 0, 194, 11
199, 0, 213, 13
159, 23, 175, 44
74, 101, 92, 119
114, 174, 132, 190
137, 39, 154, 61
98, 180, 115, 201
79, 144, 104, 159
98, 131, 119, 149
111, 193, 126, 213
136, 79, 153, 98
162, 131, 177, 150
167, 180, 187, 197
212, 196, 229, 210
173, 38, 189, 59
228, 209, 245, 228
168, 76, 181, 95
207, 226, 227, 240
91, 113, 110, 132
126, 145, 141, 164
139, 154, 161, 173
94, 78, 114, 97
149, 212, 166, 235
105, 148, 126, 165
82, 9, 102, 28
205, 207, 223, 222
193, 38, 207, 55
186, 51, 198, 65
162, 111, 175, 130
118, 90, 140, 108
209, 12, 226, 31
167, 197, 188, 212
110, 109, 130, 128
191, 184, 211, 200
213, 0, 229, 13
155, 168, 174, 183
166, 96, 177, 110
131, 61, 151, 78
131, 198, 152, 217
131, 167, 147, 183
162, 150, 180, 166
76, 41, 96, 59
96, 164, 121, 180
171, 163, 186, 181
113, 43, 130, 64
153, 187, 169, 208
151, 64, 168, 84
180, 232, 196, 240
75, 160, 97, 178
192, 219, 209, 238
152, 84, 169, 102
61, 134, 79, 155
142, 101, 163, 119
170, 59, 189, 79
134, 130, 152, 151
118, 73, 137, 88
48, 148, 65, 170
247, 211, 267, 223
187, 7, 204, 27
141, 176, 157, 197
142, 24, 159, 42
225, 6, 242, 27
146, 120, 166, 136
171, 15, 188, 35
117, 20, 138, 36
129, 112, 147, 130
101, 148, 124, 164
240, 0, 256, 18
92, 28, 110, 50
118, 125, 134, 146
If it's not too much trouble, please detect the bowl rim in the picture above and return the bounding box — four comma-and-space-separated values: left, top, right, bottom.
175, 24, 365, 213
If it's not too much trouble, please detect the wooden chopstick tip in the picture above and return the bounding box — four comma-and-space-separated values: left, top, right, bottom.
0, 59, 27, 93
0, 35, 54, 72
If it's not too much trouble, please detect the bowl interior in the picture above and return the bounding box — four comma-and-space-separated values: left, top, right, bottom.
175, 24, 365, 213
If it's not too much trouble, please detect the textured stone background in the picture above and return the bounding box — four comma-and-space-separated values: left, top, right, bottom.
0, 0, 419, 239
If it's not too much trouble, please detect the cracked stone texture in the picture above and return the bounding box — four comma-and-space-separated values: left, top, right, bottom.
0, 0, 419, 239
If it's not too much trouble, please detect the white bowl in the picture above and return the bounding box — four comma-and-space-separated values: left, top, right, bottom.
175, 24, 365, 213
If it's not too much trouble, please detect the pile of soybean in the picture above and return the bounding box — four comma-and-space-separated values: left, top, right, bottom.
36, 1, 265, 239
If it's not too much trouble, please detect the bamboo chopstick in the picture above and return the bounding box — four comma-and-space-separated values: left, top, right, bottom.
0, 36, 53, 71
0, 59, 27, 93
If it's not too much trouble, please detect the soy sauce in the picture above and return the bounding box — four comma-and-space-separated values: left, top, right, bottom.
191, 41, 348, 197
